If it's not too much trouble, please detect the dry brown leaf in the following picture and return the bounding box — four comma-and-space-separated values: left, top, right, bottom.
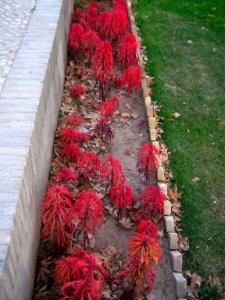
191, 273, 202, 288
118, 217, 134, 229
168, 185, 181, 203
207, 275, 222, 287
113, 110, 120, 116
124, 103, 132, 110
179, 236, 190, 252
131, 113, 138, 119
121, 112, 131, 118
171, 112, 181, 118
192, 177, 200, 183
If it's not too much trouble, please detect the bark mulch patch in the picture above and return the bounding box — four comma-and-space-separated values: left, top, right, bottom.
33, 1, 176, 299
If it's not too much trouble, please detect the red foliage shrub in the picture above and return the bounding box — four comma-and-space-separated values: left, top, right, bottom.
110, 183, 132, 219
113, 75, 122, 88
137, 143, 160, 179
68, 23, 84, 52
72, 9, 83, 23
100, 154, 125, 186
136, 185, 165, 221
55, 167, 78, 182
76, 152, 100, 180
64, 114, 84, 127
117, 41, 137, 69
136, 220, 158, 240
71, 84, 86, 98
97, 101, 114, 118
113, 0, 128, 13
121, 65, 141, 93
107, 95, 120, 109
73, 191, 103, 247
123, 33, 138, 45
93, 41, 113, 84
60, 127, 91, 144
58, 249, 109, 299
83, 29, 100, 61
94, 117, 113, 143
99, 10, 128, 41
61, 143, 81, 162
41, 185, 73, 247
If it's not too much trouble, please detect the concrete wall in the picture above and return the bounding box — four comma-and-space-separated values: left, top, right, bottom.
0, 0, 73, 299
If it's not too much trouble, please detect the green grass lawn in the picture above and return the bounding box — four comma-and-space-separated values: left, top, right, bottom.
135, 0, 225, 281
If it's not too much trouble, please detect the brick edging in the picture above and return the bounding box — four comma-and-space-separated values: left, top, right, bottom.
126, 0, 187, 298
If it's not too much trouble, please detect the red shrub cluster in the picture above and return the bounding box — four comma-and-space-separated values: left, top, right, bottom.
60, 127, 91, 144
56, 249, 109, 299
76, 152, 100, 180
97, 100, 114, 118
122, 65, 141, 93
107, 95, 120, 109
100, 154, 125, 186
110, 183, 132, 219
94, 117, 113, 143
68, 23, 84, 53
71, 84, 86, 98
61, 142, 81, 162
64, 114, 84, 127
137, 143, 160, 179
83, 29, 100, 61
55, 167, 78, 183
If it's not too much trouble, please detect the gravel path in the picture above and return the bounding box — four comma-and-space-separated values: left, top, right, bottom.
0, 0, 36, 93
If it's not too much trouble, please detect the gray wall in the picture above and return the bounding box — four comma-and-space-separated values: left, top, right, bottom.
0, 0, 73, 299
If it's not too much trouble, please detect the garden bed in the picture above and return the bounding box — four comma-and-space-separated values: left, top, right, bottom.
33, 1, 176, 299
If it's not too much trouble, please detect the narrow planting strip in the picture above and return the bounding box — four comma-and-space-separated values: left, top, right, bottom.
126, 0, 187, 298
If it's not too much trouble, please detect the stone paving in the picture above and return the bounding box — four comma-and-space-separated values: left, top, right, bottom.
0, 0, 36, 93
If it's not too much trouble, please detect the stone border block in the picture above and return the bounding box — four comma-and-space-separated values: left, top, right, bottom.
164, 216, 175, 232
148, 117, 156, 129
164, 200, 172, 215
157, 166, 165, 181
170, 250, 183, 272
149, 128, 156, 141
172, 272, 187, 298
168, 232, 178, 250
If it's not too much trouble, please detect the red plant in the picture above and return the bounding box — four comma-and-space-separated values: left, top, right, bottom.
137, 143, 160, 179
107, 95, 120, 109
65, 114, 84, 127
58, 249, 109, 299
110, 183, 132, 220
61, 142, 81, 162
55, 167, 78, 183
41, 185, 73, 247
136, 220, 158, 240
136, 185, 165, 221
76, 152, 100, 180
99, 10, 128, 41
97, 101, 114, 118
71, 84, 86, 98
94, 117, 113, 143
73, 191, 103, 248
100, 155, 125, 186
68, 23, 84, 53
122, 65, 141, 93
113, 0, 128, 13
60, 127, 91, 144
113, 75, 122, 88
83, 29, 100, 61
123, 33, 138, 45
93, 40, 113, 99
117, 41, 137, 69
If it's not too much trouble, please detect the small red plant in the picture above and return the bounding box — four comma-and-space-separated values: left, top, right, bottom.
136, 220, 158, 240
68, 23, 84, 53
76, 152, 100, 180
97, 101, 114, 118
110, 183, 132, 220
122, 65, 141, 93
93, 40, 113, 99
71, 84, 86, 98
73, 191, 103, 248
61, 142, 81, 162
137, 143, 160, 179
114, 75, 122, 88
136, 185, 165, 221
64, 114, 84, 127
123, 33, 138, 45
107, 95, 120, 109
100, 154, 125, 186
99, 10, 128, 41
58, 249, 109, 299
94, 117, 113, 143
117, 41, 137, 69
41, 185, 73, 247
113, 0, 128, 13
60, 127, 91, 144
83, 29, 100, 61
55, 167, 78, 183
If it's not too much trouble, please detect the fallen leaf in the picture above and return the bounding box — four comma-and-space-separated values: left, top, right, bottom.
179, 236, 190, 252
119, 217, 134, 229
124, 103, 132, 110
168, 185, 181, 203
207, 275, 221, 287
171, 112, 181, 118
191, 273, 202, 289
131, 113, 138, 119
121, 112, 131, 118
192, 177, 200, 183
113, 110, 120, 116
